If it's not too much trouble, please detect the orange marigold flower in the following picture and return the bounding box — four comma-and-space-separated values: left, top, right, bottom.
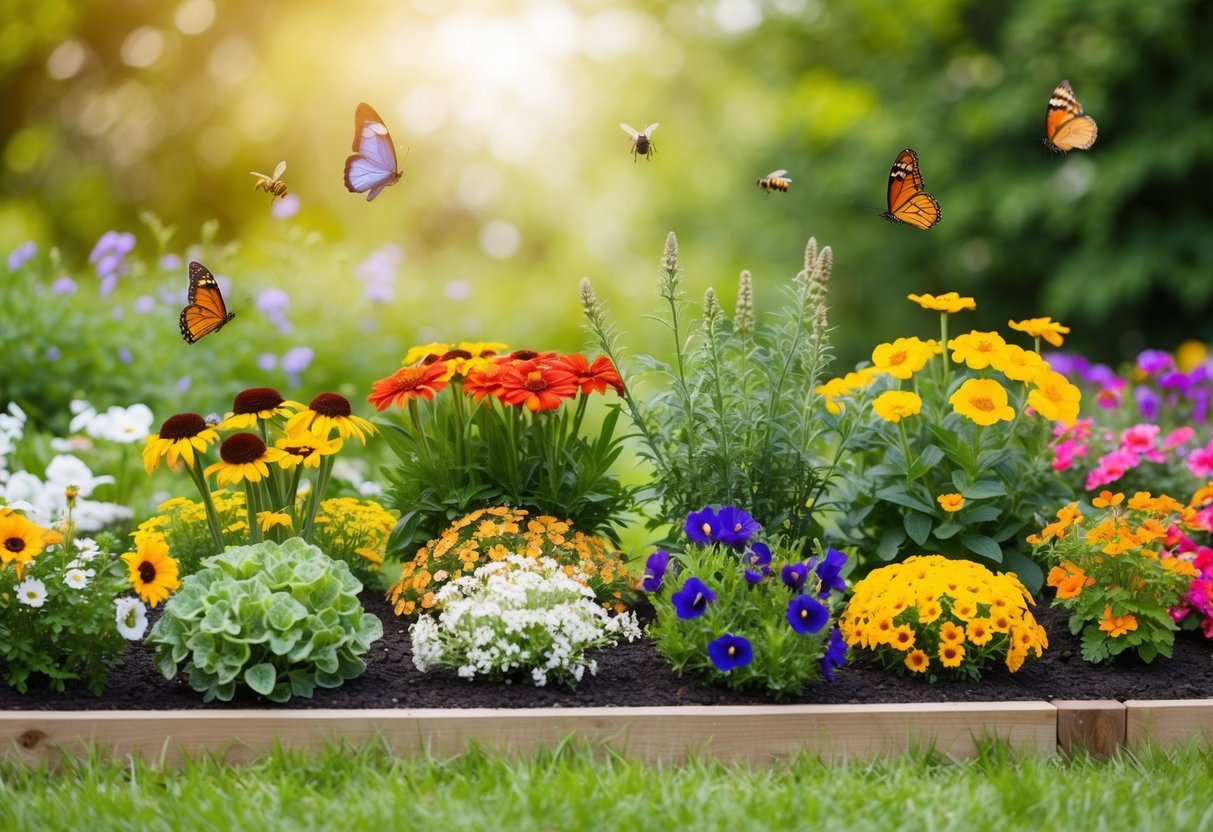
1092, 491, 1124, 509
499, 357, 579, 412
939, 621, 966, 645
367, 362, 449, 411
937, 493, 965, 513
1098, 606, 1138, 638
939, 643, 966, 668
463, 361, 513, 404
966, 618, 993, 646
1008, 316, 1070, 348
947, 330, 1007, 370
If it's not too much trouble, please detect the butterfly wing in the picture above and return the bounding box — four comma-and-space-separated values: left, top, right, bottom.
179, 261, 235, 344
882, 148, 941, 230
1044, 80, 1098, 153
344, 102, 401, 201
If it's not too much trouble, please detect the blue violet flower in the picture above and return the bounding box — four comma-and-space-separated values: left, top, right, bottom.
671, 576, 717, 619
781, 562, 809, 592
814, 547, 847, 598
642, 549, 671, 592
685, 507, 721, 545
707, 633, 753, 672
786, 594, 828, 635
820, 627, 848, 682
714, 505, 760, 548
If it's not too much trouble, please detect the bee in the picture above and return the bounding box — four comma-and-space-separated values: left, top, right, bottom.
620, 123, 659, 161
757, 169, 792, 194
250, 160, 288, 200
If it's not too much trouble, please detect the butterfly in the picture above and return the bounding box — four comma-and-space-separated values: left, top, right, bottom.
179, 261, 235, 344
344, 102, 403, 201
1044, 80, 1098, 154
880, 148, 941, 230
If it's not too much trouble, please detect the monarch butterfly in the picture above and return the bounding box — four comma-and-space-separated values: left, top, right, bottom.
344, 102, 403, 201
179, 261, 235, 344
881, 148, 940, 230
1044, 80, 1098, 154
620, 123, 658, 161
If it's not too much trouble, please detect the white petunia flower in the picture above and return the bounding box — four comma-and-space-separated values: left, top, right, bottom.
64, 568, 93, 589
73, 537, 100, 561
114, 597, 149, 640
16, 578, 47, 608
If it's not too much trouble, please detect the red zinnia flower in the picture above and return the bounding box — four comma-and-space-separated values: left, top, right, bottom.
463, 361, 513, 404
367, 363, 449, 411
558, 354, 625, 395
499, 358, 578, 412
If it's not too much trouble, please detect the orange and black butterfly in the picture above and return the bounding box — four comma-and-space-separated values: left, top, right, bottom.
179, 261, 235, 344
881, 148, 940, 230
1043, 80, 1098, 154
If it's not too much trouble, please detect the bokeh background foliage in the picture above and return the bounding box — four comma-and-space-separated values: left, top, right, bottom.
2, 0, 1212, 420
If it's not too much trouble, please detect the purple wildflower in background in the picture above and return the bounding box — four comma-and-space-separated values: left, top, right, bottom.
356, 243, 404, 303
160, 253, 182, 271
257, 352, 278, 372
1135, 385, 1161, 421
133, 294, 156, 314
46, 346, 60, 361
1137, 349, 1174, 376
671, 576, 716, 620
272, 193, 300, 220
781, 562, 808, 592
642, 550, 671, 592
707, 633, 753, 673
176, 376, 192, 392
743, 541, 772, 584
8, 241, 37, 272
51, 276, 77, 295
820, 627, 848, 682
282, 346, 315, 386
257, 287, 292, 334
786, 594, 828, 635
118, 346, 132, 365
1083, 364, 1119, 387
111, 306, 124, 321
1042, 351, 1086, 378
813, 547, 848, 598
714, 505, 760, 548
89, 231, 135, 297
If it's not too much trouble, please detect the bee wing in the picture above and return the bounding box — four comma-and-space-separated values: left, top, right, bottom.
273, 160, 287, 179
619, 123, 640, 138
249, 171, 269, 179
644, 123, 659, 135
765, 170, 788, 179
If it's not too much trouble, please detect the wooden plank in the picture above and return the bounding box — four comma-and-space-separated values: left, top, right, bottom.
0, 702, 1057, 767
1124, 700, 1213, 749
1052, 700, 1125, 758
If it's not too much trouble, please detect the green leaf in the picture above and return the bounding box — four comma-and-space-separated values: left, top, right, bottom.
875, 486, 935, 514
244, 663, 277, 696
963, 505, 1003, 524
1002, 549, 1043, 595
877, 527, 906, 561
933, 522, 962, 540
959, 480, 1007, 500
960, 534, 1003, 562
904, 511, 932, 546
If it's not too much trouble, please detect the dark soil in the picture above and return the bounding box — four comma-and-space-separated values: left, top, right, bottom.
3, 593, 1211, 710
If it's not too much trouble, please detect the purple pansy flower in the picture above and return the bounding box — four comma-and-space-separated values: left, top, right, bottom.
814, 547, 847, 598
685, 507, 722, 545
714, 505, 760, 548
707, 633, 753, 672
781, 562, 808, 592
1135, 385, 1160, 421
743, 541, 772, 584
1137, 349, 1174, 376
671, 576, 716, 619
787, 594, 828, 635
820, 627, 848, 682
642, 549, 671, 592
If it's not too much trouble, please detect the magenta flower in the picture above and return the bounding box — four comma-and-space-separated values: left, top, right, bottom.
1188, 439, 1213, 479
1120, 424, 1165, 463
1163, 426, 1196, 451
1051, 439, 1088, 472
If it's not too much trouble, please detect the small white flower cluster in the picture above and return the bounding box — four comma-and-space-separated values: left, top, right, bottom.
68, 400, 154, 445
0, 454, 131, 531
410, 554, 640, 687
0, 402, 26, 482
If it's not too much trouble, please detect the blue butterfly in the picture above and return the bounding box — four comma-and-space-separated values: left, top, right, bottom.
344, 102, 402, 201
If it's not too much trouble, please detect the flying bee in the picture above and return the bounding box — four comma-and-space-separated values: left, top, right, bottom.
620, 122, 659, 161
250, 160, 288, 200
757, 169, 792, 194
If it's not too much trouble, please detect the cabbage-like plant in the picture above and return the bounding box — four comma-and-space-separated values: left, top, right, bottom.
149, 537, 383, 702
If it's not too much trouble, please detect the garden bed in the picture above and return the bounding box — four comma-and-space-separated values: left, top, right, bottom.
2, 595, 1211, 765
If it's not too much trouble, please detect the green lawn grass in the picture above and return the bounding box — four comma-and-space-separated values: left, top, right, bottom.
2, 740, 1211, 831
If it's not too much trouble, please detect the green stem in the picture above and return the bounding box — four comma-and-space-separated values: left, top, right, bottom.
302, 454, 335, 542
188, 458, 225, 553
244, 479, 262, 544
898, 421, 914, 485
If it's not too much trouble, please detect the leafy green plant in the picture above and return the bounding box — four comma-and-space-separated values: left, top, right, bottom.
148, 537, 383, 702
581, 233, 844, 548
645, 505, 849, 698
826, 294, 1082, 591
373, 343, 637, 552
1032, 491, 1198, 663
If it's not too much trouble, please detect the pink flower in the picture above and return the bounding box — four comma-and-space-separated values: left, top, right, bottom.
1084, 448, 1139, 490
1096, 387, 1123, 409
1169, 603, 1191, 624
1052, 439, 1089, 472
1121, 424, 1164, 463
1187, 439, 1213, 479
1163, 426, 1196, 451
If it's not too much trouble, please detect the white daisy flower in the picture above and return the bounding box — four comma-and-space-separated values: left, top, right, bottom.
114, 597, 148, 640
16, 578, 47, 608
64, 568, 92, 589
73, 537, 100, 561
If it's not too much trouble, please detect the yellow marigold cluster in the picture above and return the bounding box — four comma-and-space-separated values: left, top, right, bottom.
312, 497, 398, 572
135, 491, 250, 572
839, 555, 1047, 677
387, 506, 638, 617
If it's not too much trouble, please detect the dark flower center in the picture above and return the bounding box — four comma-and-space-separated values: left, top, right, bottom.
283, 443, 315, 458
439, 349, 472, 362
219, 433, 267, 464
510, 350, 540, 361
139, 561, 157, 583
233, 387, 284, 415
308, 392, 351, 417
4, 537, 24, 553
523, 371, 547, 392
159, 413, 207, 440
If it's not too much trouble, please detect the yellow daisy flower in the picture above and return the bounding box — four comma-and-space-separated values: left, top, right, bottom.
947, 330, 1008, 370
218, 387, 297, 430
949, 378, 1016, 426
284, 393, 377, 445
872, 390, 923, 423
143, 413, 219, 474
122, 533, 181, 607
0, 513, 48, 577
1027, 370, 1082, 427
204, 433, 287, 487
1008, 317, 1070, 348
275, 426, 343, 469
907, 292, 976, 313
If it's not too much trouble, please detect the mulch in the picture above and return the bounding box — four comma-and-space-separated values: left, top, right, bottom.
3, 592, 1211, 711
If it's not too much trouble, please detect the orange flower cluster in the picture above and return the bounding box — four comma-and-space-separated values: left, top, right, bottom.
387, 506, 638, 616
368, 343, 624, 413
